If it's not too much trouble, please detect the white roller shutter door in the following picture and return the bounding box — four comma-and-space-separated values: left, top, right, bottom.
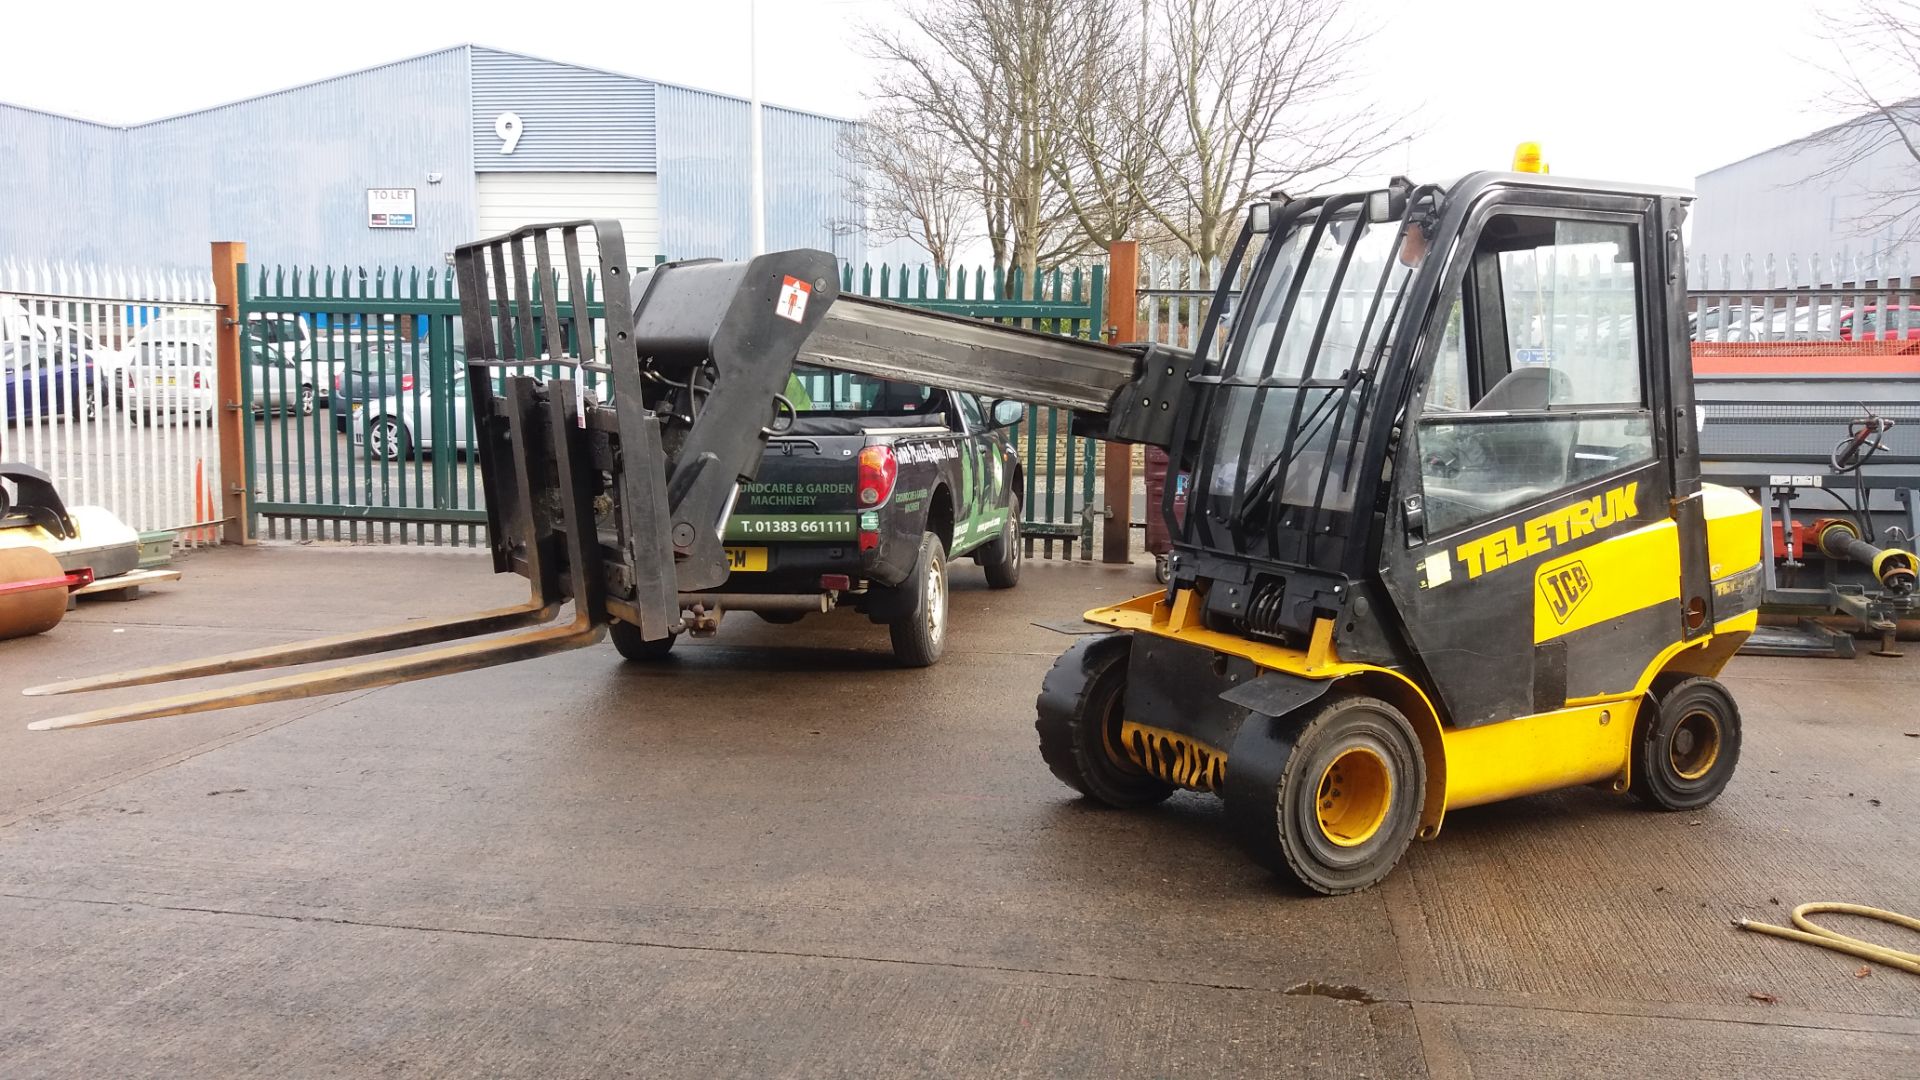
475, 172, 659, 276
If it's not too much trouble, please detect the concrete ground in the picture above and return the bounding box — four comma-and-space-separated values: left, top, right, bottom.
1, 545, 1916, 1079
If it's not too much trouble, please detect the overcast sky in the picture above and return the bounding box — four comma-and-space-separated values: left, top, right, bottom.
0, 0, 1867, 189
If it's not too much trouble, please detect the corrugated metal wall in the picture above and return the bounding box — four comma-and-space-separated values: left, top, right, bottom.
2, 45, 867, 273
1694, 116, 1920, 283
0, 49, 476, 270
763, 105, 864, 263
470, 48, 655, 172
0, 107, 122, 263
654, 85, 863, 264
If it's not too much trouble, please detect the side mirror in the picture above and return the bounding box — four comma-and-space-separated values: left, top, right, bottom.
989, 399, 1025, 428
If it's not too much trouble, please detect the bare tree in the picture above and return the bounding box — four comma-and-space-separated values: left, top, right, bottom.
1806, 3, 1920, 250
1130, 0, 1402, 271
864, 0, 1134, 292
846, 108, 977, 270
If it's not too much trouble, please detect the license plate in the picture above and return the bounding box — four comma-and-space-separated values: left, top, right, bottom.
725, 547, 768, 571
165, 377, 177, 386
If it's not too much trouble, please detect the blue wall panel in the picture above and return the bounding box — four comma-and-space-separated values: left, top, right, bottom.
655, 86, 863, 265
1, 49, 475, 271
2, 46, 864, 275
470, 48, 655, 172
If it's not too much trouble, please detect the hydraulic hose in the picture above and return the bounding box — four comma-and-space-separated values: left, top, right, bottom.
1737, 902, 1920, 976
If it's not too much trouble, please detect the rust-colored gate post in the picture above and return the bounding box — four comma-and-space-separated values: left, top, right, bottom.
211, 241, 253, 545
1102, 240, 1140, 564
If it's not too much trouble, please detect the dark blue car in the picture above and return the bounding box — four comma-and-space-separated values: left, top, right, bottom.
2, 341, 95, 423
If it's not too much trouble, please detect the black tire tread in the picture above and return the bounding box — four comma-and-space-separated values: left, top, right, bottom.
610, 619, 675, 662
888, 532, 947, 667
1034, 633, 1173, 808
1630, 674, 1741, 811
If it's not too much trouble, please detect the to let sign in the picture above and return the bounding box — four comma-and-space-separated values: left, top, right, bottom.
367, 188, 417, 229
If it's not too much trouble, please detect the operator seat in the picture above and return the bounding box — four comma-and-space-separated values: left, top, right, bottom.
1472, 365, 1571, 413
1464, 365, 1579, 488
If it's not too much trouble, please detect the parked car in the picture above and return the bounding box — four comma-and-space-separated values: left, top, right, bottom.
118, 336, 216, 424
331, 344, 464, 431
1839, 304, 1920, 340
249, 351, 317, 416
1, 341, 96, 422
353, 365, 486, 459
2, 302, 109, 363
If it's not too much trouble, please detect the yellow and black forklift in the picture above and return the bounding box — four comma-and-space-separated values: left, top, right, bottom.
24, 159, 1763, 894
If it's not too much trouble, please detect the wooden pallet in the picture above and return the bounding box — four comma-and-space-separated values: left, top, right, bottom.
70, 568, 181, 605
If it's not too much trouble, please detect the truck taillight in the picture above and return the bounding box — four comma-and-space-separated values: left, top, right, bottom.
857, 445, 897, 507
192, 371, 204, 389
333, 373, 342, 392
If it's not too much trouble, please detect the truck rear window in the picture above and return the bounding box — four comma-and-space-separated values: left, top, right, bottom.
789, 365, 941, 416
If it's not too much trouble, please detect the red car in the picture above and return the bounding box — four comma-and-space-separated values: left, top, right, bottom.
1838, 304, 1920, 340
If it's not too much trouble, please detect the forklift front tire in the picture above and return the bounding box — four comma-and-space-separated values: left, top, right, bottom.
610, 619, 676, 662
1630, 675, 1741, 811
1035, 633, 1174, 808
1224, 693, 1426, 896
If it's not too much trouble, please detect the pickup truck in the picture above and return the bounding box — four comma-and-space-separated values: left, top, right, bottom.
608, 366, 1026, 667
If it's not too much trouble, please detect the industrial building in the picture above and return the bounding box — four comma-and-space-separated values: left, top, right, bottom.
0, 46, 864, 272
1693, 102, 1920, 284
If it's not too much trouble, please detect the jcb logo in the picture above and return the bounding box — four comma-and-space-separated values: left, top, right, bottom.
1539, 561, 1593, 625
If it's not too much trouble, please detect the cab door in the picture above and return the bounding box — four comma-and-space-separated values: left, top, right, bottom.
1382, 194, 1685, 728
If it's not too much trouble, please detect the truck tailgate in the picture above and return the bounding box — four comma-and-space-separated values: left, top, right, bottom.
725, 435, 863, 550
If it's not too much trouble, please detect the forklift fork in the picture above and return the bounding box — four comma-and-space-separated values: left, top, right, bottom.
22, 219, 1160, 732
25, 376, 612, 730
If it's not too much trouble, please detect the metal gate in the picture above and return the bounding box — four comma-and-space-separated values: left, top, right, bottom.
240, 258, 1107, 555
2, 262, 222, 546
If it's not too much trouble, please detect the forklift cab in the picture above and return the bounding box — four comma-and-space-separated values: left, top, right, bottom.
1051, 170, 1760, 895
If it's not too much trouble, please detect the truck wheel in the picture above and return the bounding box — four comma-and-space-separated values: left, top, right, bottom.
609, 619, 676, 662
980, 496, 1023, 590
1223, 693, 1425, 895
1035, 632, 1173, 807
756, 611, 806, 625
1630, 675, 1741, 810
888, 532, 948, 667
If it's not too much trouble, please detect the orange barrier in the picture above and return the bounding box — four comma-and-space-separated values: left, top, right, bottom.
1692, 339, 1920, 376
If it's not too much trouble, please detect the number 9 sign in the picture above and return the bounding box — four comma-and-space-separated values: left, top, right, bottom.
494, 112, 523, 155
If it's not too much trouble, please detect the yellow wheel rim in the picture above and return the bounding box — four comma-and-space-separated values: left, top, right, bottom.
1315, 747, 1393, 848
1670, 710, 1722, 781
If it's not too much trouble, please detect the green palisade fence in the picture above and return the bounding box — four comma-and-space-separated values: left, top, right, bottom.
240, 258, 1105, 557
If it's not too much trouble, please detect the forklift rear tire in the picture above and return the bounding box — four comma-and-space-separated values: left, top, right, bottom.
888, 532, 948, 667
1035, 632, 1174, 808
610, 619, 676, 662
1630, 675, 1741, 811
1224, 693, 1426, 896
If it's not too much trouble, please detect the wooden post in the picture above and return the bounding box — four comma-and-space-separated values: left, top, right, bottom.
211, 241, 252, 545
1102, 240, 1139, 565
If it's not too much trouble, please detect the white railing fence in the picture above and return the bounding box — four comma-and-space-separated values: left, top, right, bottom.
1, 259, 222, 548
1689, 251, 1920, 344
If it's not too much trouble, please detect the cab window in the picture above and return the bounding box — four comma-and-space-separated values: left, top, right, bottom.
1415, 215, 1654, 537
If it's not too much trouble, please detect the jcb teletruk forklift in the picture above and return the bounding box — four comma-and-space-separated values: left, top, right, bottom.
25, 168, 1762, 894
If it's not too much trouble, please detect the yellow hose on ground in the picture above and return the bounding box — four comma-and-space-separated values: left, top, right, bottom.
1737, 903, 1920, 976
